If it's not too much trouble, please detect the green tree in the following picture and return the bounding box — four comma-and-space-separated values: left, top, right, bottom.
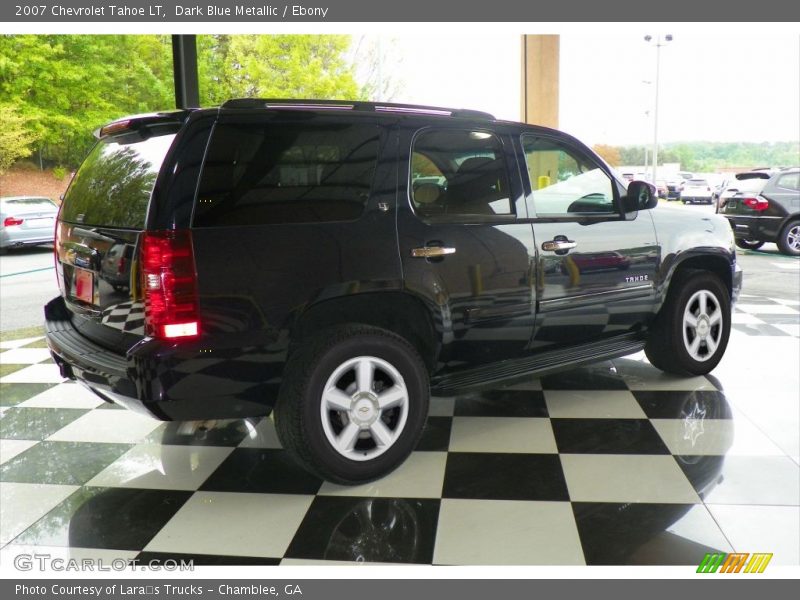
0, 105, 39, 173
197, 34, 359, 104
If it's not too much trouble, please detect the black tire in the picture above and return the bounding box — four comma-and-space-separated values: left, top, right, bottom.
645, 270, 731, 376
735, 239, 765, 251
274, 325, 429, 485
777, 220, 800, 256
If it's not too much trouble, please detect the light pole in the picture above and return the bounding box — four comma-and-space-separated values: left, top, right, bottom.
644, 34, 672, 184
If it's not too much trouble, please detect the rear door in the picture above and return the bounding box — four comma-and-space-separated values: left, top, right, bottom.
396, 125, 536, 370
55, 124, 181, 352
518, 134, 659, 348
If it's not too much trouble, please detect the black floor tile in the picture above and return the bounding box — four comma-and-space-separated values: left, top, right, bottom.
551, 419, 670, 455
0, 407, 88, 440
145, 419, 256, 447
0, 441, 131, 485
13, 487, 192, 550
540, 366, 628, 390
572, 502, 728, 565
633, 391, 732, 420
416, 417, 452, 452
442, 452, 569, 501
199, 448, 322, 495
453, 389, 548, 417
0, 383, 56, 407
284, 496, 440, 564
134, 551, 280, 566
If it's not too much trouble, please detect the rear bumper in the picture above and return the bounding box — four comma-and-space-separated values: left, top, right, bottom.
723, 215, 784, 243
44, 296, 277, 421
0, 229, 54, 248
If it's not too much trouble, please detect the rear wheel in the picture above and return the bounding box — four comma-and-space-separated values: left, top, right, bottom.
735, 239, 765, 251
645, 271, 731, 376
777, 220, 800, 256
274, 325, 429, 484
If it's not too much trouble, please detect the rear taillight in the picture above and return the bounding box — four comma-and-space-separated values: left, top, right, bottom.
3, 217, 23, 227
140, 230, 200, 340
742, 197, 769, 211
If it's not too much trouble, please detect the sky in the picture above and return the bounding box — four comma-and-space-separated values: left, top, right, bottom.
356, 33, 800, 147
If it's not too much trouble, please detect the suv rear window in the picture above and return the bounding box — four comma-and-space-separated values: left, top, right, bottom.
61, 132, 176, 229
193, 121, 381, 227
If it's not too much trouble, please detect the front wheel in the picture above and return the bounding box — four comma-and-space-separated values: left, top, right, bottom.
645, 271, 731, 376
777, 221, 800, 256
735, 239, 765, 251
274, 325, 429, 484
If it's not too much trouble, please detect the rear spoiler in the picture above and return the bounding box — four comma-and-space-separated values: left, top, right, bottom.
93, 110, 193, 139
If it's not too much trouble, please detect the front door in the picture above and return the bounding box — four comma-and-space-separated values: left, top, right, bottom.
517, 134, 660, 349
396, 126, 536, 371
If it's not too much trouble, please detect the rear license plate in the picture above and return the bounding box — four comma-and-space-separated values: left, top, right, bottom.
73, 268, 94, 304
24, 217, 53, 227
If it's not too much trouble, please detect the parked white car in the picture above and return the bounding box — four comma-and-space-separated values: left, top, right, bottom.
680, 179, 714, 205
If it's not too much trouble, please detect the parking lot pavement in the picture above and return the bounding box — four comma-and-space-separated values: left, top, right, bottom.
0, 246, 57, 333
0, 294, 797, 566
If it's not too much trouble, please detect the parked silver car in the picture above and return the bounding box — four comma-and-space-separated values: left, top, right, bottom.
0, 196, 59, 253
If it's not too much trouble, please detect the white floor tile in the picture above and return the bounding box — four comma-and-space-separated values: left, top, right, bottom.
46, 410, 162, 444
0, 482, 77, 545
615, 361, 717, 391
0, 364, 65, 384
86, 444, 234, 491
544, 390, 647, 419
0, 348, 52, 365
736, 304, 798, 315
0, 337, 44, 351
448, 417, 557, 454
651, 417, 787, 457
708, 504, 800, 565
0, 440, 38, 465
18, 383, 105, 409
560, 455, 700, 503
696, 456, 800, 506
433, 499, 585, 565
319, 452, 447, 499
144, 492, 314, 557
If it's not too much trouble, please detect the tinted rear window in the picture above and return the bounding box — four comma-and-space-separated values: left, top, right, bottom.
61, 132, 176, 229
687, 179, 708, 186
193, 121, 380, 227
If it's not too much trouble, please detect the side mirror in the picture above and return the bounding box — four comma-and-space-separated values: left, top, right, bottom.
623, 180, 658, 212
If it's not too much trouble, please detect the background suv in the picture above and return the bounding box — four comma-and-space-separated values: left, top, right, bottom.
719, 167, 800, 255
46, 100, 741, 484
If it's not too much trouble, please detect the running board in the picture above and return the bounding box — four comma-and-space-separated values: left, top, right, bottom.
430, 332, 646, 394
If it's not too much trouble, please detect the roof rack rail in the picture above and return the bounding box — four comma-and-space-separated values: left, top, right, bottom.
220, 98, 495, 121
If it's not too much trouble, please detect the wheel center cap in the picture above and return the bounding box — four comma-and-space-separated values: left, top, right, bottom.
697, 318, 710, 338
350, 393, 379, 425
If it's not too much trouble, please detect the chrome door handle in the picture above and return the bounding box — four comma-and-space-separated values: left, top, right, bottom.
541, 239, 577, 252
410, 246, 456, 258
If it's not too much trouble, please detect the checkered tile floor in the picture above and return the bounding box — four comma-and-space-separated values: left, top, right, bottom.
1, 294, 798, 566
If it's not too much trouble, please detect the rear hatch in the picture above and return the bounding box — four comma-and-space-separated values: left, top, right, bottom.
55, 117, 181, 353
718, 174, 770, 215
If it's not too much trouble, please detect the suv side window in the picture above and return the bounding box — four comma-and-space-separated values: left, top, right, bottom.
521, 135, 616, 217
194, 121, 380, 227
777, 172, 800, 191
410, 129, 513, 221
